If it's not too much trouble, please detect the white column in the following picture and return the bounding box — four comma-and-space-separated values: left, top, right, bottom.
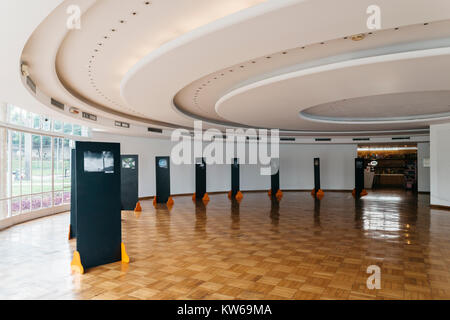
430, 122, 450, 207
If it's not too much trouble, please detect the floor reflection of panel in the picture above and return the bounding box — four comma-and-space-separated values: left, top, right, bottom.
0, 189, 449, 300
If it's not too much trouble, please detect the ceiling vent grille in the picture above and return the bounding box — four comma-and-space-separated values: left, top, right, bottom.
392, 136, 410, 140
353, 138, 370, 141
246, 136, 260, 141
115, 121, 130, 128
315, 138, 332, 142
82, 112, 97, 121
26, 76, 36, 94
280, 137, 296, 141
50, 98, 65, 111
147, 127, 163, 133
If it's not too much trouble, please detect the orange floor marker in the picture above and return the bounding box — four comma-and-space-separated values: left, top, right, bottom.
360, 189, 368, 197
268, 190, 272, 197
153, 197, 157, 206
316, 189, 324, 200
311, 189, 316, 196
235, 191, 243, 201
192, 193, 196, 201
202, 193, 210, 203
121, 243, 130, 264
71, 251, 84, 274
352, 189, 356, 197
167, 196, 174, 206
275, 189, 283, 201
134, 202, 142, 212
68, 225, 73, 240
228, 191, 232, 200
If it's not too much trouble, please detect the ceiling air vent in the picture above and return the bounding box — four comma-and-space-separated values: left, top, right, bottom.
115, 121, 130, 128
246, 136, 260, 141
280, 137, 296, 142
147, 127, 163, 134
353, 138, 370, 141
392, 136, 410, 140
50, 98, 64, 111
315, 138, 332, 142
82, 112, 97, 121
26, 76, 36, 94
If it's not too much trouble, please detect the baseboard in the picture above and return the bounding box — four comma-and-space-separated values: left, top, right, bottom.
138, 189, 354, 200
430, 204, 450, 211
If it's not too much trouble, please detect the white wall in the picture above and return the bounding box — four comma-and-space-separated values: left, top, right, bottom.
417, 142, 430, 193
92, 132, 357, 197
431, 123, 450, 207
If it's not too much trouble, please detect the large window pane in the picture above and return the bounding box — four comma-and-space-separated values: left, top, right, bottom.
11, 131, 20, 197
32, 135, 42, 194
21, 195, 31, 213
42, 193, 52, 209
63, 139, 71, 190
11, 197, 20, 216
54, 191, 63, 206
54, 138, 63, 191
21, 133, 32, 195
42, 136, 52, 192
32, 194, 42, 211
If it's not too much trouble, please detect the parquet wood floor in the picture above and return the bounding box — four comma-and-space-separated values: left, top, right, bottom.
0, 190, 449, 300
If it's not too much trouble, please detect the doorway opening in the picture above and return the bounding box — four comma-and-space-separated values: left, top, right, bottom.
358, 144, 417, 191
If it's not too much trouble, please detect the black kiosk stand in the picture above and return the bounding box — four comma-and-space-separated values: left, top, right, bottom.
154, 156, 174, 206
70, 142, 129, 274
193, 158, 209, 203
229, 158, 243, 201
311, 158, 324, 199
353, 158, 368, 198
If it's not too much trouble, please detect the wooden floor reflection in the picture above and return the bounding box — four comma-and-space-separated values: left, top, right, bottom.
1, 190, 449, 300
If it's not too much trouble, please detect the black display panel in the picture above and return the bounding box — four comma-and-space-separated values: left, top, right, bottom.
69, 149, 77, 239
121, 155, 139, 210
231, 158, 240, 197
75, 141, 121, 269
314, 158, 321, 193
271, 171, 280, 195
355, 158, 365, 198
195, 158, 206, 200
155, 156, 171, 203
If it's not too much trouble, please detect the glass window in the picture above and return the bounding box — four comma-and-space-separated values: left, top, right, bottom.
53, 120, 63, 133
73, 124, 82, 136
11, 197, 20, 216
32, 113, 41, 130
42, 136, 52, 193
1, 104, 78, 221
63, 123, 73, 135
21, 133, 32, 195
54, 138, 63, 192
32, 135, 42, 194
41, 116, 51, 131
42, 193, 52, 209
11, 131, 20, 197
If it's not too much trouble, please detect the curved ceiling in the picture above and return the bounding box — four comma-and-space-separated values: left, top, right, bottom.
19, 0, 450, 136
